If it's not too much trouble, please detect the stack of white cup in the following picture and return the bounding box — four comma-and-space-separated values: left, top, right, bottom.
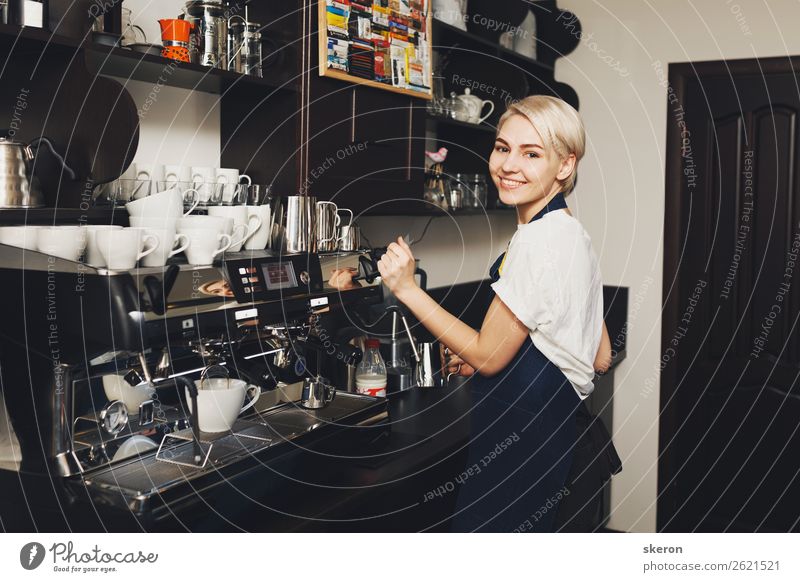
125, 186, 198, 268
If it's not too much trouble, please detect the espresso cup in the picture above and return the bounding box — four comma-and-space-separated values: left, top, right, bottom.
243, 205, 271, 250
37, 226, 87, 262
180, 228, 232, 266
191, 166, 217, 204
133, 163, 164, 200
215, 168, 238, 204
187, 378, 262, 433
164, 165, 192, 185
82, 225, 124, 267
96, 227, 159, 271
138, 227, 190, 268
207, 206, 261, 252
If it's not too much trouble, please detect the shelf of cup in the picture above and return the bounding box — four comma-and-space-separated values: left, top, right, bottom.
93, 180, 259, 210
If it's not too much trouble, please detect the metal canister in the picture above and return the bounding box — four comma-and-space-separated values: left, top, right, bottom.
228, 18, 263, 77
184, 1, 228, 70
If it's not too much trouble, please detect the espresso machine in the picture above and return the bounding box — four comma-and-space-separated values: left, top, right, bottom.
0, 243, 387, 531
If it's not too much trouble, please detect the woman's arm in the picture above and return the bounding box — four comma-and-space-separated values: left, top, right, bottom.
378, 238, 528, 377
594, 322, 612, 373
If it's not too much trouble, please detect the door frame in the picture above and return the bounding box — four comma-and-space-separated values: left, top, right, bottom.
658, 55, 800, 531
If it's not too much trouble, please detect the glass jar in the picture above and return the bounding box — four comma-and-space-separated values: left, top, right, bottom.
456, 173, 488, 208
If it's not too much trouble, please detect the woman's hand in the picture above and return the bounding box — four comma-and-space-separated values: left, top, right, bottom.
440, 343, 475, 377
329, 267, 361, 290
377, 237, 419, 299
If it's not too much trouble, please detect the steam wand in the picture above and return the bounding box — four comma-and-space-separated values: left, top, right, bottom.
169, 375, 203, 465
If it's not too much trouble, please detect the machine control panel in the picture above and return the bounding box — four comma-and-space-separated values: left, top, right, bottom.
225, 254, 323, 304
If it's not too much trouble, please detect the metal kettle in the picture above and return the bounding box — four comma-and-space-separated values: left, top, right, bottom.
0, 132, 76, 208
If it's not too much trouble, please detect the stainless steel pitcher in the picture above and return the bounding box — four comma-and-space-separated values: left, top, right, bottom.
284, 195, 316, 253
414, 342, 439, 388
300, 376, 336, 409
315, 201, 339, 252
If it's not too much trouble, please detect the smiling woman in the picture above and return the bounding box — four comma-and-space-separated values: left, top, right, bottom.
376, 95, 611, 532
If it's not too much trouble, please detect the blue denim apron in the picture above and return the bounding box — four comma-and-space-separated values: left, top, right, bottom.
450, 192, 582, 532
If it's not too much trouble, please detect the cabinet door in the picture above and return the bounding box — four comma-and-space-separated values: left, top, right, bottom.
305, 77, 425, 213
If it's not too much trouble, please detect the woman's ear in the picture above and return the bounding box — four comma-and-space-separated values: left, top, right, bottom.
556, 153, 576, 182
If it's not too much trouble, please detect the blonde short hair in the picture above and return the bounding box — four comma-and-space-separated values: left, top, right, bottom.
497, 95, 586, 194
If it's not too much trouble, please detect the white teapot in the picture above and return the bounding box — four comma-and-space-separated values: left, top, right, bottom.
456, 88, 495, 125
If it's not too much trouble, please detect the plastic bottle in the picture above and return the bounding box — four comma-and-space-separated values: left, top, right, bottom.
355, 339, 387, 397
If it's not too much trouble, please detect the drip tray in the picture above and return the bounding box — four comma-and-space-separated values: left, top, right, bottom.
85, 419, 276, 497
79, 393, 387, 514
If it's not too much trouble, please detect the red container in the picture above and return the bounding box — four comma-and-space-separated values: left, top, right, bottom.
158, 19, 193, 44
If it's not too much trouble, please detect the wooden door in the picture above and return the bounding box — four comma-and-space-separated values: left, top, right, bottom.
660, 57, 800, 531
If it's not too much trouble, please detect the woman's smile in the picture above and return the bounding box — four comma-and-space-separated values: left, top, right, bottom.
498, 176, 528, 190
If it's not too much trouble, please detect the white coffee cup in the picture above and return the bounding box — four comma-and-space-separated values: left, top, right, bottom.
215, 168, 251, 204
125, 186, 199, 218
0, 226, 41, 250
176, 215, 228, 232
37, 226, 87, 261
129, 215, 177, 231
164, 165, 192, 185
96, 227, 159, 270
188, 378, 262, 433
191, 166, 217, 204
81, 225, 123, 267
207, 206, 261, 252
138, 227, 190, 268
180, 228, 232, 266
102, 375, 154, 414
179, 215, 245, 252
243, 205, 271, 250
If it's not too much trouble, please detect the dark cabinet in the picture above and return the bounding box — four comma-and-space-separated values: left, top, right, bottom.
303, 78, 425, 213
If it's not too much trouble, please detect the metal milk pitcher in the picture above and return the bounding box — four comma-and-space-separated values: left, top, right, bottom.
315, 201, 340, 252
414, 342, 439, 388
284, 195, 316, 253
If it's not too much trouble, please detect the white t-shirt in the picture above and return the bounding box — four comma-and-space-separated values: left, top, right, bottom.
490, 209, 604, 398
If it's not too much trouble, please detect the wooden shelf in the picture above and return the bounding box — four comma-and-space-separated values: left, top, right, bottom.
320, 68, 432, 100
432, 19, 554, 74
85, 43, 297, 95
0, 24, 297, 96
426, 114, 497, 134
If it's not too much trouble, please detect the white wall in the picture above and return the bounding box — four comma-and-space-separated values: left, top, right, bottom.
557, 0, 800, 532
115, 0, 220, 168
